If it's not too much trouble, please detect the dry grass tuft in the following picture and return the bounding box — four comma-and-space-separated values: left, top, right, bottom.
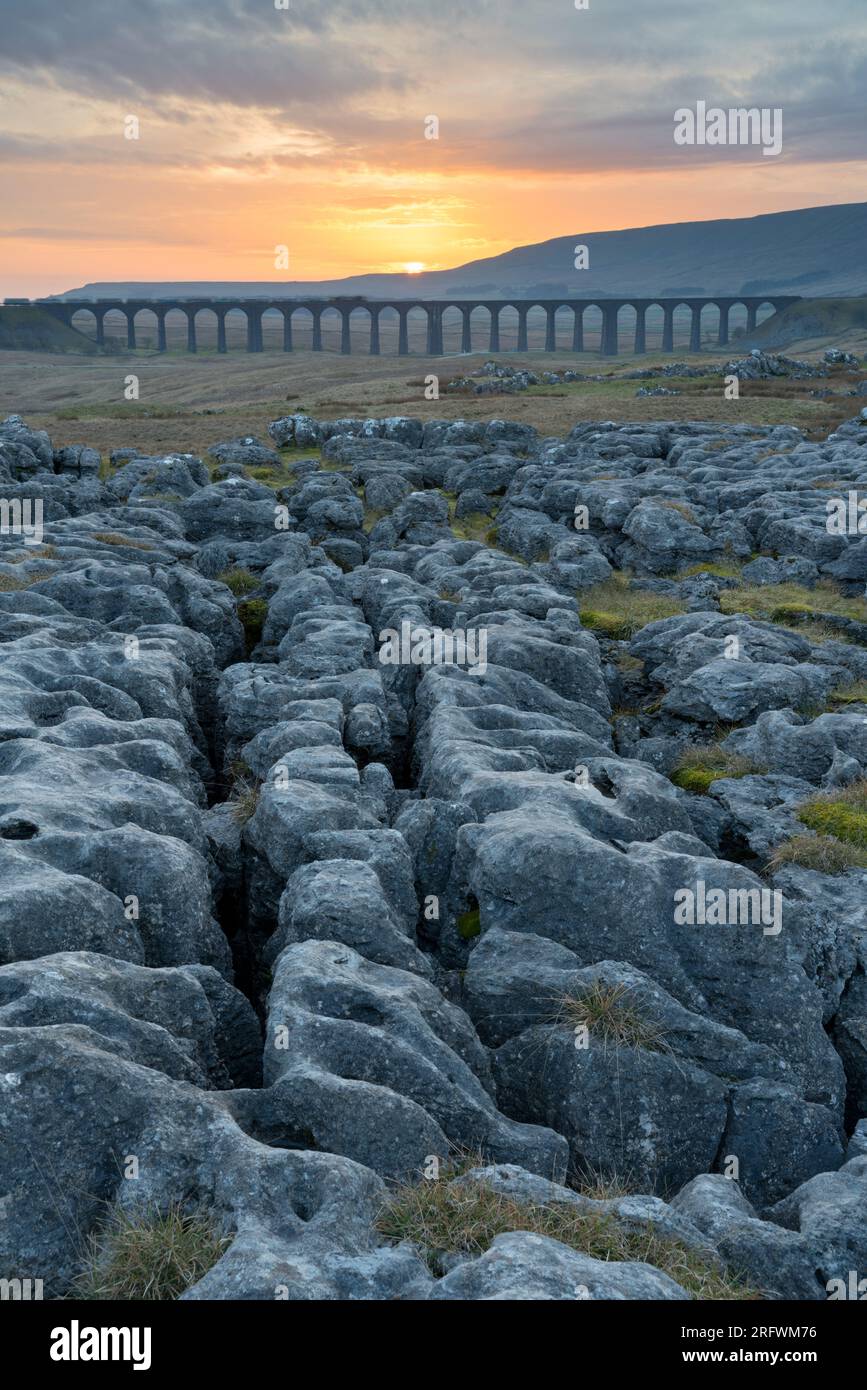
217, 566, 259, 596
767, 833, 867, 875
74, 1203, 231, 1301
376, 1176, 760, 1299
659, 499, 700, 526
227, 764, 262, 825
554, 980, 668, 1052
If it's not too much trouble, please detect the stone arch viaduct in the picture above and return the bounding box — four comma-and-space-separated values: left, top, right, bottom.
42, 294, 802, 357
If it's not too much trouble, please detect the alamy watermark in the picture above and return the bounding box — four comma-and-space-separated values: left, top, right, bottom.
674, 880, 782, 936
1, 1276, 43, 1300
674, 102, 782, 157
0, 497, 44, 546
826, 1271, 866, 1300
826, 491, 867, 535
50, 1321, 151, 1370
378, 620, 487, 674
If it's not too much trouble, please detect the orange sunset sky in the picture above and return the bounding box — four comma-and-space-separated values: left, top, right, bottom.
2, 0, 866, 297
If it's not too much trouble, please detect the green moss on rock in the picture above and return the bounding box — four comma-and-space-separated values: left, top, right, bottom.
457, 907, 481, 940
237, 597, 268, 654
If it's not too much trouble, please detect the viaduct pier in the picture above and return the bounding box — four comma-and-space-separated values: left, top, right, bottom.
33, 294, 802, 356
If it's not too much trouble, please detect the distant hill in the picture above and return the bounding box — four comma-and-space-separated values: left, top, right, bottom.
0, 305, 97, 352
53, 201, 867, 302
751, 297, 867, 349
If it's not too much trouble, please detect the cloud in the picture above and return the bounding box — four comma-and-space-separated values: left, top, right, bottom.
0, 0, 398, 108
0, 227, 205, 244
1, 0, 865, 178
3, 0, 867, 292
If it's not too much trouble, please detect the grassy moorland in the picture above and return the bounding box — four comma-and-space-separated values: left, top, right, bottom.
2, 343, 865, 458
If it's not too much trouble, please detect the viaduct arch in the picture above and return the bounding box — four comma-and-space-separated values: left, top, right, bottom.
48, 294, 802, 357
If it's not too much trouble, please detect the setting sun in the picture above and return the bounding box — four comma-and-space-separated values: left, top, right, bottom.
404, 262, 425, 274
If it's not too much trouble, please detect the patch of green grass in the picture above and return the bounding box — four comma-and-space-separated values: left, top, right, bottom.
678, 558, 745, 580
363, 508, 389, 535
554, 980, 668, 1052
522, 373, 724, 401
451, 512, 499, 544
776, 620, 850, 646
56, 403, 188, 421
301, 449, 345, 473
719, 580, 867, 628
0, 570, 54, 590
74, 1203, 231, 1300
829, 680, 867, 707
578, 573, 686, 639
439, 489, 499, 546
767, 833, 867, 875
92, 532, 153, 550
671, 743, 767, 794
246, 463, 298, 490
376, 1176, 759, 1298
659, 499, 700, 526
217, 566, 259, 596
796, 780, 867, 848
614, 650, 644, 674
